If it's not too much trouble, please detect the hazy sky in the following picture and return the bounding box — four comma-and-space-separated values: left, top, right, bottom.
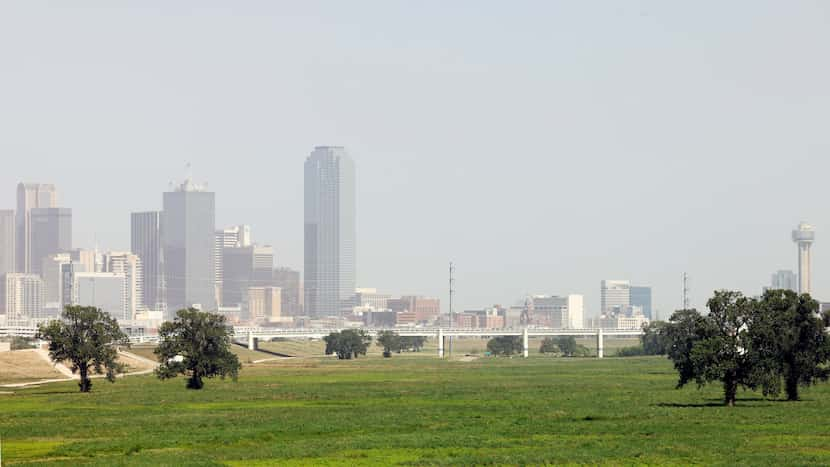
1, 1, 829, 317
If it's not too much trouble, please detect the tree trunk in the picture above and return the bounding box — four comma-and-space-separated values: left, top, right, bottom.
79, 364, 91, 393
724, 374, 737, 407
786, 374, 800, 401
187, 371, 203, 390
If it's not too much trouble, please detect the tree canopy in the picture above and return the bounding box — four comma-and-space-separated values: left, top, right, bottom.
154, 309, 241, 389
664, 289, 830, 406
324, 329, 372, 359
37, 306, 129, 393
487, 336, 523, 356
752, 289, 830, 400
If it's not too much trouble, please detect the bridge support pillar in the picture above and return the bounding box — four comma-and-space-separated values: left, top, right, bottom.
522, 327, 529, 358
438, 329, 444, 358
248, 331, 255, 350
597, 329, 604, 359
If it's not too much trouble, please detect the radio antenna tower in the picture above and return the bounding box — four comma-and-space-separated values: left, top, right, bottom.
682, 272, 690, 310
449, 262, 455, 357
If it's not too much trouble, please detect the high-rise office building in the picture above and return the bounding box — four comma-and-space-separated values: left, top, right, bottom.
131, 211, 164, 312
28, 208, 71, 276
630, 286, 653, 320
41, 253, 71, 316
16, 183, 57, 273
103, 252, 143, 319
3, 273, 44, 321
68, 272, 128, 321
601, 280, 630, 316
214, 225, 251, 305
304, 146, 356, 317
163, 179, 216, 316
273, 267, 301, 316
0, 210, 14, 276
769, 270, 798, 293
792, 222, 815, 295
245, 286, 281, 322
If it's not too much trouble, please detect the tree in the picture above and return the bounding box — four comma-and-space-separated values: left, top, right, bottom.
324, 329, 372, 360
154, 309, 241, 389
641, 321, 670, 355
539, 337, 559, 354
753, 290, 830, 400
487, 336, 523, 356
37, 306, 129, 393
376, 331, 400, 357
665, 292, 771, 406
400, 336, 427, 352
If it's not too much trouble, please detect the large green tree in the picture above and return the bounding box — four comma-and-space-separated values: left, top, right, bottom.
154, 309, 241, 389
324, 329, 372, 359
665, 292, 771, 406
753, 290, 830, 400
376, 331, 400, 357
37, 306, 129, 393
487, 336, 523, 356
641, 321, 670, 355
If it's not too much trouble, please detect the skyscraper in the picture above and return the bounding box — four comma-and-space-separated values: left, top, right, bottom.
792, 222, 815, 295
214, 225, 251, 305
0, 210, 14, 276
131, 211, 164, 312
601, 280, 630, 316
273, 267, 301, 316
163, 179, 216, 316
28, 207, 71, 276
16, 183, 57, 273
769, 270, 797, 293
103, 251, 143, 319
3, 273, 44, 321
69, 272, 128, 321
304, 146, 355, 317
630, 286, 653, 319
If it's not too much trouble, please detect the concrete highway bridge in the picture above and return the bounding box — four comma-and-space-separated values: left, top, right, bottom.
232, 327, 644, 358
1, 325, 644, 359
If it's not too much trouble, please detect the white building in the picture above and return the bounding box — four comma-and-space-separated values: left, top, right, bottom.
601, 280, 630, 316
102, 251, 143, 320
3, 273, 43, 322
528, 294, 584, 329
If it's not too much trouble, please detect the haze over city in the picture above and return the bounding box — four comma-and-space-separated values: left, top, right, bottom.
2, 2, 829, 316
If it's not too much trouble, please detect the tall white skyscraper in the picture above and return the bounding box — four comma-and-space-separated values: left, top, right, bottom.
792, 222, 815, 295
601, 280, 631, 316
304, 146, 356, 317
16, 183, 57, 273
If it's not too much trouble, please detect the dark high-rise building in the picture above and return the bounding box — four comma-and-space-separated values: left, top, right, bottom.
304, 146, 355, 317
273, 267, 301, 316
630, 286, 653, 320
221, 245, 273, 308
131, 211, 165, 311
163, 179, 215, 316
0, 210, 15, 276
28, 208, 71, 276
16, 183, 57, 273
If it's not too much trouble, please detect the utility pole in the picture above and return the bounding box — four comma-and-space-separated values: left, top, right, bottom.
682, 272, 690, 310
449, 262, 455, 358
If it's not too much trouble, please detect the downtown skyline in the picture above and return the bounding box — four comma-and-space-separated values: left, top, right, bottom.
2, 2, 829, 316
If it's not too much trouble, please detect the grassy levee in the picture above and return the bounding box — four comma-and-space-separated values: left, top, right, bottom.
2, 356, 830, 465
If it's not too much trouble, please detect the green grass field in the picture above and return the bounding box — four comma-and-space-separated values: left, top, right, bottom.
2, 355, 829, 465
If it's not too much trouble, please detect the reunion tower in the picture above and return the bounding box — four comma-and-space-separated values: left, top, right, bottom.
792, 222, 815, 295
